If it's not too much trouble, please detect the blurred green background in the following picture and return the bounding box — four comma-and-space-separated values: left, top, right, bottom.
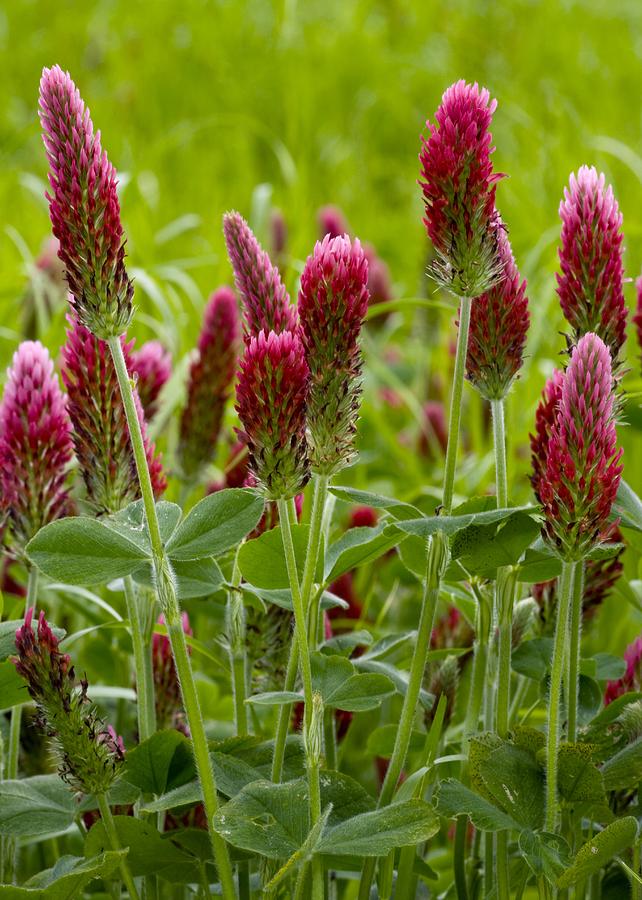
2, 0, 642, 650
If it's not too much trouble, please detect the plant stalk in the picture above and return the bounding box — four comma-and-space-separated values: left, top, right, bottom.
305, 474, 330, 648
227, 553, 249, 736
566, 562, 585, 744
107, 335, 236, 900
97, 793, 141, 900
123, 575, 156, 742
545, 559, 577, 832
442, 295, 472, 514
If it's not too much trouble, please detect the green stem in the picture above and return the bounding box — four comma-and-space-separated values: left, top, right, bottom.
566, 563, 585, 744
464, 586, 491, 741
454, 816, 469, 900
97, 793, 141, 900
441, 295, 472, 514
277, 498, 323, 900
304, 474, 330, 648
107, 336, 235, 900
545, 560, 577, 832
227, 554, 249, 736
358, 531, 448, 900
491, 399, 508, 508
124, 575, 156, 742
271, 639, 299, 783
324, 710, 337, 771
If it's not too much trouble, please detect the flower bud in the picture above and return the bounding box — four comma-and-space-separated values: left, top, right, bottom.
305, 691, 324, 768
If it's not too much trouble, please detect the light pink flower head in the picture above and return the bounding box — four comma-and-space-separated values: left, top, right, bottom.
533, 333, 622, 559
557, 166, 627, 364
0, 341, 73, 547
39, 65, 133, 339
130, 340, 172, 420
223, 211, 297, 340
419, 80, 503, 297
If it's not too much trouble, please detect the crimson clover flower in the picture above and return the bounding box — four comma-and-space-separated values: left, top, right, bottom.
605, 635, 642, 705
178, 286, 240, 477
298, 234, 369, 474
0, 341, 73, 547
39, 65, 133, 339
419, 80, 503, 297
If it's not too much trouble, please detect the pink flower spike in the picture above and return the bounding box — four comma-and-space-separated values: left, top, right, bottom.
605, 635, 642, 705
419, 80, 503, 297
0, 341, 73, 547
633, 276, 642, 374
39, 65, 133, 339
298, 234, 369, 474
223, 211, 297, 339
235, 330, 309, 500
178, 287, 240, 478
533, 333, 622, 560
557, 166, 627, 364
465, 225, 530, 400
62, 316, 166, 513
130, 340, 172, 420
318, 205, 349, 240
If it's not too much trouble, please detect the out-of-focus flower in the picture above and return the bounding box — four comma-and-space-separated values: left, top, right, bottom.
130, 340, 171, 420
465, 226, 530, 400
0, 341, 73, 547
431, 606, 474, 652
605, 636, 642, 705
533, 333, 622, 560
62, 316, 166, 513
298, 234, 369, 474
246, 602, 293, 692
223, 211, 297, 339
22, 237, 67, 340
39, 65, 133, 339
269, 209, 288, 270
178, 287, 240, 478
328, 571, 363, 624
14, 608, 124, 794
419, 80, 503, 297
153, 613, 191, 734
235, 330, 309, 500
318, 205, 349, 240
349, 506, 378, 529
633, 276, 642, 374
529, 369, 565, 500
557, 166, 627, 365
419, 400, 448, 460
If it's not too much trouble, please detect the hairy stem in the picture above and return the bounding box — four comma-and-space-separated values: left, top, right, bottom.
227, 553, 248, 736
107, 336, 236, 900
124, 575, 156, 742
304, 474, 330, 647
97, 793, 141, 900
566, 562, 585, 743
442, 295, 472, 514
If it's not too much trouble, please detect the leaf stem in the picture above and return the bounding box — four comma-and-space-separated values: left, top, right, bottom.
96, 793, 141, 900
107, 335, 235, 900
123, 575, 156, 742
545, 559, 577, 832
442, 295, 472, 514
566, 562, 585, 743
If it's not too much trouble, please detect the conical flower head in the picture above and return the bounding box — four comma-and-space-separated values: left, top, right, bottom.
235, 330, 309, 500
298, 234, 369, 474
533, 333, 622, 560
39, 65, 134, 339
419, 80, 503, 297
465, 226, 530, 400
0, 341, 73, 547
130, 340, 171, 420
62, 316, 166, 514
178, 286, 240, 477
14, 608, 124, 794
557, 166, 627, 365
223, 211, 297, 339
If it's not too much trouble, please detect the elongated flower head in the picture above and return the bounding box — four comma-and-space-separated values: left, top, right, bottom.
533, 333, 622, 559
0, 341, 73, 547
529, 368, 565, 493
465, 226, 530, 399
178, 287, 240, 477
153, 613, 191, 734
130, 340, 171, 420
298, 234, 369, 474
633, 276, 642, 374
235, 330, 309, 500
223, 211, 297, 339
14, 608, 124, 794
39, 65, 133, 339
62, 316, 166, 513
419, 80, 502, 297
557, 166, 627, 364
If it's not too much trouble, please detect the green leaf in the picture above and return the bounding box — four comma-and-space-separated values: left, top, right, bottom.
323, 524, 404, 582
318, 800, 438, 857
237, 524, 323, 589
557, 817, 638, 888
264, 807, 332, 892
328, 487, 421, 521
124, 730, 194, 795
0, 776, 76, 837
366, 724, 426, 759
105, 499, 182, 552
394, 505, 538, 539
557, 743, 606, 806
26, 517, 150, 585
241, 585, 347, 613
311, 652, 395, 711
580, 653, 626, 682
320, 630, 373, 656
518, 548, 562, 582
0, 659, 29, 710
435, 779, 519, 832
612, 479, 642, 532
354, 657, 433, 710
0, 851, 126, 898
133, 557, 224, 599
451, 512, 541, 577
479, 743, 545, 830
84, 817, 194, 882
602, 736, 642, 791
246, 691, 302, 707
512, 638, 554, 680
519, 831, 571, 882
165, 489, 264, 560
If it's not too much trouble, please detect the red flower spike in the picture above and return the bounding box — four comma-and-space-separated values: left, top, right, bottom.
0, 341, 73, 547
178, 287, 240, 477
130, 340, 171, 420
557, 166, 627, 365
419, 80, 503, 297
605, 635, 642, 705
39, 66, 133, 339
529, 368, 565, 495
298, 234, 369, 474
235, 330, 310, 500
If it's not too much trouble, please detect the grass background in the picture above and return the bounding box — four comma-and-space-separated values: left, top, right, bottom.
2, 0, 642, 651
